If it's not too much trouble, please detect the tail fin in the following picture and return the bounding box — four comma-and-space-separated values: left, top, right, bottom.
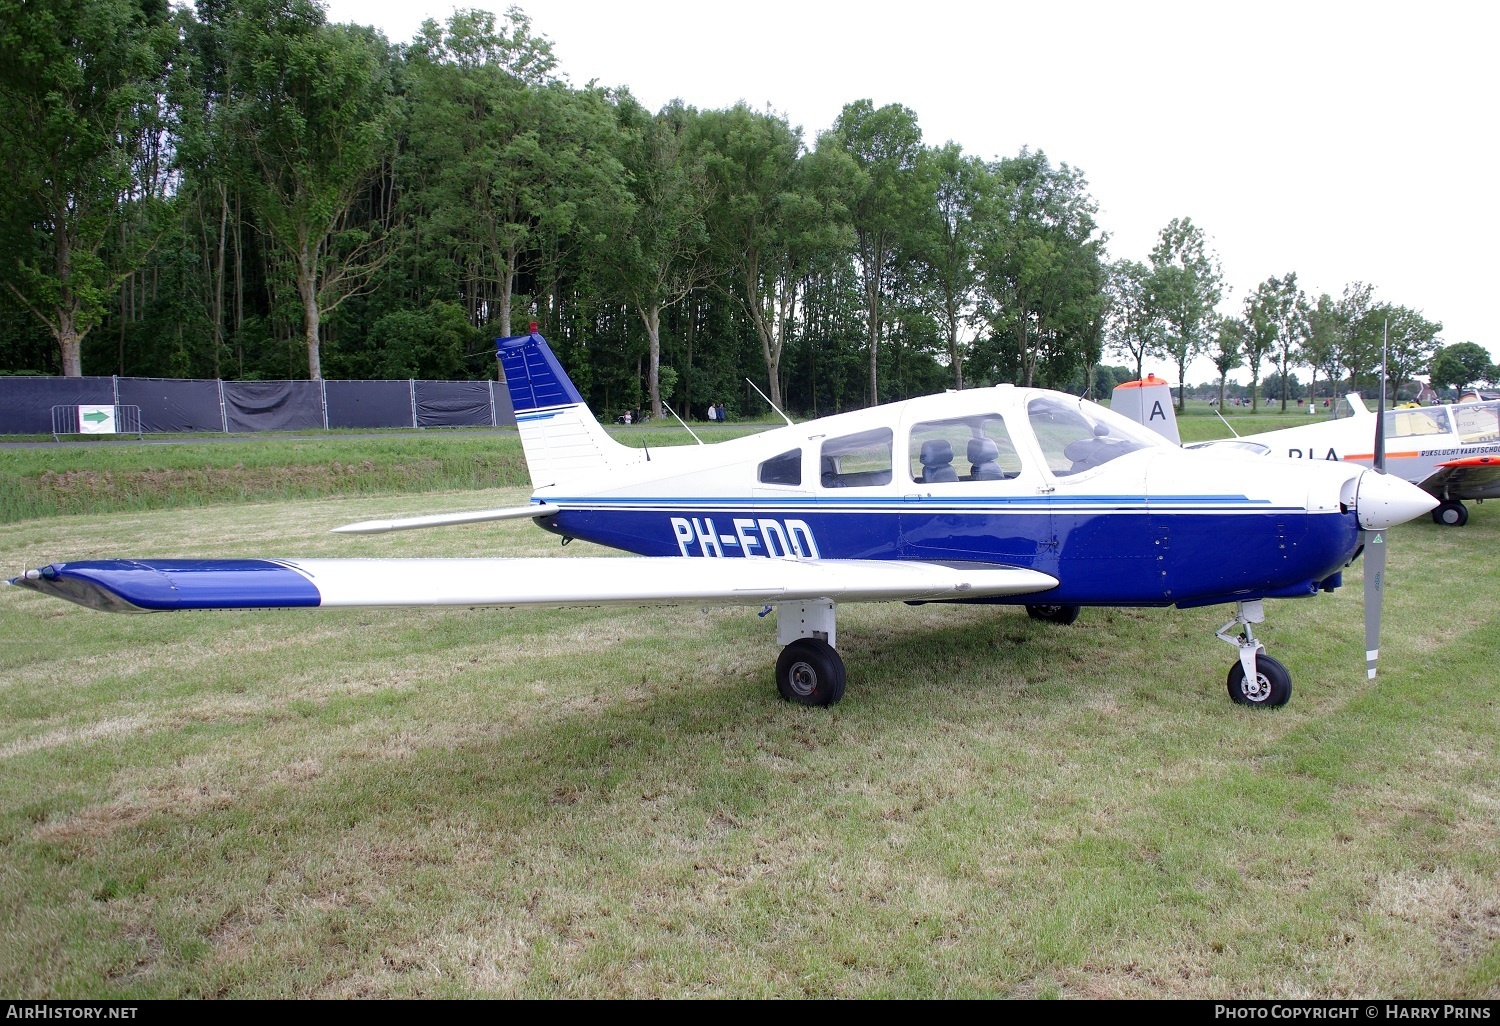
1111, 374, 1181, 445
497, 331, 643, 487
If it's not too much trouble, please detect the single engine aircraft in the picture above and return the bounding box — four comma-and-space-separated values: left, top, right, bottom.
10, 332, 1438, 709
1118, 381, 1500, 527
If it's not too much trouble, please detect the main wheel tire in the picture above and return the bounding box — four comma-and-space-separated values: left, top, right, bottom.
1026, 603, 1081, 625
1227, 653, 1292, 708
1432, 500, 1468, 527
775, 639, 846, 707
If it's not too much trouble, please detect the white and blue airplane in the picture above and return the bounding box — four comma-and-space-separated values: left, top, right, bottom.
10, 331, 1439, 708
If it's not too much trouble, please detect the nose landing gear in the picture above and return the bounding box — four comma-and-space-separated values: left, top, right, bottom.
1217, 600, 1292, 707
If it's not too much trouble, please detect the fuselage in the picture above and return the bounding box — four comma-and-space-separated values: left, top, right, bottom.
1219, 399, 1500, 501
530, 384, 1367, 609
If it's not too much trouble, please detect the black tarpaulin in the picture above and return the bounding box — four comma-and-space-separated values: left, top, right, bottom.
222, 380, 324, 432
0, 377, 115, 434
325, 379, 414, 429
414, 380, 494, 427
491, 378, 515, 427
117, 378, 224, 433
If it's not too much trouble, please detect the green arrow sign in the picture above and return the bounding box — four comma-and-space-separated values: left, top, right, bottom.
82, 410, 110, 424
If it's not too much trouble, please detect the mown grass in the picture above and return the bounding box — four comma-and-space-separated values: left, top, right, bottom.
0, 424, 765, 523
0, 397, 1306, 521
2, 431, 1495, 999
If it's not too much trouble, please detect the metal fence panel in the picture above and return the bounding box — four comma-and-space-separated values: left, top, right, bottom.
116, 378, 225, 433
414, 380, 495, 427
222, 380, 325, 432
0, 377, 115, 434
2, 376, 512, 435
324, 379, 416, 429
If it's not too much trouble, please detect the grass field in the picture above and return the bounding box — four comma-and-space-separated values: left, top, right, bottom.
2, 428, 1497, 997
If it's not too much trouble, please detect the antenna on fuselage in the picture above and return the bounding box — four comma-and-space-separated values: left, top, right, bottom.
745, 378, 794, 427
1213, 406, 1241, 438
661, 402, 705, 445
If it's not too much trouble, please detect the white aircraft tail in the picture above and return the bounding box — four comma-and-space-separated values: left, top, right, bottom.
1111, 374, 1180, 445
497, 331, 644, 487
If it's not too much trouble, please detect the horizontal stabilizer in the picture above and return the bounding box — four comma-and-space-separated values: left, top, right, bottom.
331, 503, 561, 534
9, 558, 1059, 614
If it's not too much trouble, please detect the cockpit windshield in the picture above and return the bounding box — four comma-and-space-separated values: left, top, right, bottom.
1027, 395, 1171, 476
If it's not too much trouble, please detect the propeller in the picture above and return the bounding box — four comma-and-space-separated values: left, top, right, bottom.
1363, 322, 1389, 680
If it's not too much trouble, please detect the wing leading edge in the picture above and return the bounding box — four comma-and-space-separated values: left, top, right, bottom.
9, 557, 1059, 614
330, 502, 561, 534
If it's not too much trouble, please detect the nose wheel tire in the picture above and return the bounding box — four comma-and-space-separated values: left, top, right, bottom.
1227, 653, 1292, 707
1026, 604, 1081, 625
1432, 500, 1468, 527
775, 639, 846, 707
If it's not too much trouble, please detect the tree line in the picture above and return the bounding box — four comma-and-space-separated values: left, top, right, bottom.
1, 0, 1488, 422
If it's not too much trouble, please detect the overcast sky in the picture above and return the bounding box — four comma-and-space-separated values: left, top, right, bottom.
324, 0, 1498, 384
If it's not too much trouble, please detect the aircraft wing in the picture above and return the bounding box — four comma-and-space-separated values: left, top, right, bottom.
331, 502, 561, 534
8, 557, 1059, 614
1418, 455, 1500, 499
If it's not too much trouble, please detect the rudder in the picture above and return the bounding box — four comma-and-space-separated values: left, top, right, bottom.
497, 330, 641, 486
1111, 374, 1181, 445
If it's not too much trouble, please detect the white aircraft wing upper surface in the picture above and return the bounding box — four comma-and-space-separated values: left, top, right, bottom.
11, 556, 1060, 613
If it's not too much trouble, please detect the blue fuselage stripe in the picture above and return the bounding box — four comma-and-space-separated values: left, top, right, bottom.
542, 506, 1358, 607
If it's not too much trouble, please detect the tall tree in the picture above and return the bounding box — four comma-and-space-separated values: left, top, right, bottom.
1429, 341, 1493, 391
1262, 273, 1308, 411
1334, 281, 1377, 391
402, 8, 561, 340
1105, 258, 1157, 379
613, 97, 712, 419
977, 148, 1106, 388
1302, 293, 1341, 405
1211, 316, 1244, 410
917, 143, 989, 389
1147, 217, 1223, 411
1379, 304, 1442, 398
220, 0, 397, 380
693, 104, 835, 409
0, 0, 177, 375
1240, 282, 1278, 412
826, 100, 927, 404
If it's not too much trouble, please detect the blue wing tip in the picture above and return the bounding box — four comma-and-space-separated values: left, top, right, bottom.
13, 559, 323, 613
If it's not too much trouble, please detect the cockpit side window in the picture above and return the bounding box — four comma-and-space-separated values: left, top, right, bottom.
1028, 396, 1152, 476
907, 416, 1023, 483
820, 428, 893, 488
758, 448, 802, 486
1384, 407, 1451, 439
1453, 402, 1499, 443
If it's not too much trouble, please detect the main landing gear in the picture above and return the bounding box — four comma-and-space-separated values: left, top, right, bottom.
1026, 603, 1081, 625
772, 600, 846, 707
1217, 600, 1292, 707
1432, 499, 1469, 527
770, 598, 1296, 709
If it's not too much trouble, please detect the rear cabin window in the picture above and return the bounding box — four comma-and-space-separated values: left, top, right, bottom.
758, 449, 802, 485
907, 416, 1023, 483
820, 429, 893, 488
